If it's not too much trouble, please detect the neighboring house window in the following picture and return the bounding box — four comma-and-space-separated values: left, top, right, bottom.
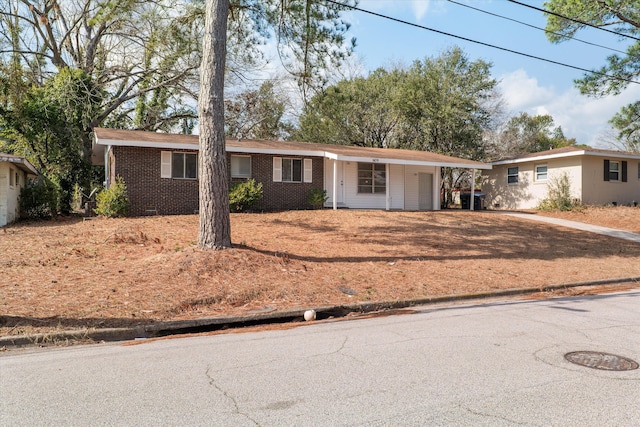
604, 159, 627, 182
273, 157, 313, 183
609, 161, 620, 181
535, 165, 547, 181
507, 167, 518, 184
160, 151, 197, 179
231, 155, 251, 178
637, 163, 640, 180
358, 162, 386, 194
9, 168, 15, 187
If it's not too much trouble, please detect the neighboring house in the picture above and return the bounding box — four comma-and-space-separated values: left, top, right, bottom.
92, 128, 490, 216
0, 153, 38, 227
482, 146, 640, 210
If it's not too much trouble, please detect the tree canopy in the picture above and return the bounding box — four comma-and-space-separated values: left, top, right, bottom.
0, 0, 356, 220
545, 0, 640, 97
544, 0, 640, 150
295, 46, 502, 206
197, 0, 356, 248
609, 101, 640, 152
295, 68, 403, 148
488, 112, 577, 160
225, 81, 294, 140
297, 47, 500, 155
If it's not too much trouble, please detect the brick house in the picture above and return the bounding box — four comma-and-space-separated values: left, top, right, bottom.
92, 128, 490, 215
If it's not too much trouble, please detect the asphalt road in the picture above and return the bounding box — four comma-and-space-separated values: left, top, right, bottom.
2, 290, 639, 426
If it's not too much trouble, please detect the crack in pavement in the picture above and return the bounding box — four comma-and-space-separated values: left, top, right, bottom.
206, 366, 259, 426
329, 335, 368, 364
460, 404, 537, 426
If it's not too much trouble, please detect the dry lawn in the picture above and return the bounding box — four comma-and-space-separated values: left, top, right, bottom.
2, 207, 640, 338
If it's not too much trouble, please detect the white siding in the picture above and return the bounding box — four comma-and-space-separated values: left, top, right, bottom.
323, 160, 439, 210
324, 159, 344, 206
582, 156, 640, 205
389, 164, 404, 209
482, 157, 583, 210
0, 163, 7, 226
342, 161, 386, 209
404, 165, 438, 210
0, 162, 25, 226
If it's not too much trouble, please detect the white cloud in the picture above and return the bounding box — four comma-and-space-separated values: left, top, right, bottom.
361, 0, 437, 21
498, 69, 640, 148
411, 0, 431, 21
499, 69, 555, 111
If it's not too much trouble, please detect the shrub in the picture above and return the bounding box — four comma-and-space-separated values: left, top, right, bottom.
229, 179, 263, 212
538, 172, 580, 211
19, 177, 59, 219
94, 176, 129, 217
308, 188, 327, 209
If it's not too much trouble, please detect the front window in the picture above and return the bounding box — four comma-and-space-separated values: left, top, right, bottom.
609, 161, 620, 182
172, 153, 197, 179
535, 165, 548, 181
507, 167, 518, 184
231, 155, 251, 178
282, 158, 302, 182
358, 163, 386, 194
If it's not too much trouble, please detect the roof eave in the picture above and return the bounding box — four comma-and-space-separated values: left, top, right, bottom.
93, 133, 492, 169
493, 149, 640, 165
0, 155, 38, 175
334, 154, 491, 169
492, 151, 586, 165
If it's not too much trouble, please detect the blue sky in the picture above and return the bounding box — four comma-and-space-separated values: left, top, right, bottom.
340, 0, 640, 148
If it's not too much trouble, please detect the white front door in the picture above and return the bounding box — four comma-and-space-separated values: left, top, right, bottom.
418, 173, 433, 210
325, 159, 344, 206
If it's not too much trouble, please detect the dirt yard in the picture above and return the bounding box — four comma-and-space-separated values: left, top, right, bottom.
2, 206, 639, 339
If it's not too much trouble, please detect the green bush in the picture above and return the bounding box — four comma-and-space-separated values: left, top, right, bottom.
308, 188, 327, 209
94, 176, 129, 217
538, 172, 580, 211
229, 179, 263, 212
19, 177, 59, 219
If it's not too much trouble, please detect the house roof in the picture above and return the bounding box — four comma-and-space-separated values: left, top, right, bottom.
92, 127, 491, 169
0, 153, 38, 175
492, 146, 640, 165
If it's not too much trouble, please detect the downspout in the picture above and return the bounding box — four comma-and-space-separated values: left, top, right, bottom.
470, 168, 476, 211
434, 167, 441, 210
104, 145, 111, 188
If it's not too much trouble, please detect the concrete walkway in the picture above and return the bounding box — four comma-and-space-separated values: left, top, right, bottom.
499, 211, 640, 243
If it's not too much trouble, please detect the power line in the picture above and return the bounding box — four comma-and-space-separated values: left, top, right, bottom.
323, 0, 639, 86
507, 0, 640, 42
446, 0, 628, 55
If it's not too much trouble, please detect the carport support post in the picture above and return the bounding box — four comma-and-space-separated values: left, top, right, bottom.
385, 163, 390, 211
332, 159, 338, 210
469, 168, 476, 211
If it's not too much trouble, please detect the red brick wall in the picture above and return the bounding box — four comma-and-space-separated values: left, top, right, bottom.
231, 153, 324, 211
112, 147, 325, 216
112, 146, 199, 216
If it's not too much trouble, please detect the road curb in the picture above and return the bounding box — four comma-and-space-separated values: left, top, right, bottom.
2, 277, 639, 349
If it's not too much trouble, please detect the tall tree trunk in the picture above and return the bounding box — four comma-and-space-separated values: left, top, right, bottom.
198, 0, 232, 249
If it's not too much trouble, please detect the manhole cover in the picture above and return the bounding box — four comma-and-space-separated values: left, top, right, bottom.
564, 351, 639, 371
